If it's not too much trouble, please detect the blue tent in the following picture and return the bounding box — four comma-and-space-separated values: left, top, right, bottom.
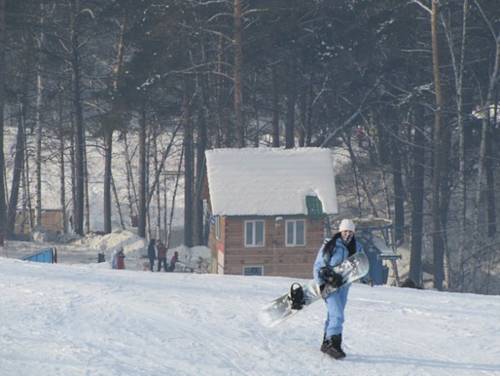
354, 220, 401, 286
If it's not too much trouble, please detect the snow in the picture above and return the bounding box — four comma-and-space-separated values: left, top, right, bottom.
1, 257, 499, 376
206, 147, 338, 216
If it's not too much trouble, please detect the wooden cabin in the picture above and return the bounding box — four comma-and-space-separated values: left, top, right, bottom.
15, 209, 64, 236
205, 148, 338, 278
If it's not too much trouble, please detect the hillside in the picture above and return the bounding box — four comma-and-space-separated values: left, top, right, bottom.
0, 258, 499, 376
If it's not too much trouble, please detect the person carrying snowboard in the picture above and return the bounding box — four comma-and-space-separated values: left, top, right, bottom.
313, 218, 364, 359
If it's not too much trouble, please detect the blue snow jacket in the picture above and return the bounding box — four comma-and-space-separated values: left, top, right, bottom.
313, 233, 364, 337
313, 233, 363, 288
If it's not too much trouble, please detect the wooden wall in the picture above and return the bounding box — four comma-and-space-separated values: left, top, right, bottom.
216, 215, 325, 279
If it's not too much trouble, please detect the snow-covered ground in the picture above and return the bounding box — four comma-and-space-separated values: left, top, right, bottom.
1, 257, 499, 376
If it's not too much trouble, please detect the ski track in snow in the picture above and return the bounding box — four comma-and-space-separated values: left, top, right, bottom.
1, 258, 500, 376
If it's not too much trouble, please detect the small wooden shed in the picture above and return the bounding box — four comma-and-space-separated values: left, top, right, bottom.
205, 147, 338, 278
15, 209, 65, 235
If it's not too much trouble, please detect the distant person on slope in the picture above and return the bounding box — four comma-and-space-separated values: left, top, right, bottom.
147, 239, 157, 272
115, 248, 126, 270
156, 241, 167, 272
167, 251, 178, 272
313, 219, 364, 359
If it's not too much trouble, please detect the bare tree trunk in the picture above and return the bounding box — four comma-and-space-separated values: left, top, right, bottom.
474, 3, 500, 242
111, 173, 125, 230
0, 0, 7, 245
409, 109, 426, 286
154, 127, 161, 239
440, 0, 469, 290
195, 106, 208, 245
59, 108, 67, 234
138, 103, 147, 238
285, 60, 296, 149
305, 75, 314, 146
216, 35, 225, 148
163, 172, 168, 243
35, 2, 45, 228
123, 130, 137, 224
431, 0, 445, 290
390, 119, 405, 243
70, 120, 76, 233
70, 0, 85, 235
381, 168, 392, 219
104, 16, 126, 234
84, 132, 90, 234
35, 72, 43, 228
485, 119, 496, 237
298, 92, 306, 147
252, 72, 260, 147
167, 146, 184, 250
7, 103, 26, 237
234, 0, 244, 147
271, 66, 280, 147
21, 140, 29, 235
24, 133, 33, 231
183, 89, 194, 247
103, 129, 113, 233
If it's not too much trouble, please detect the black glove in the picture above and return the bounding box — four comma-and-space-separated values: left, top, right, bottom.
319, 266, 343, 288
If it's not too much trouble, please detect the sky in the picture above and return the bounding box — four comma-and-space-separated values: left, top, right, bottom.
1, 256, 499, 376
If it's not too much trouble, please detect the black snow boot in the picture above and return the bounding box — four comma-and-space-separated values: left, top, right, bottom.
321, 334, 346, 359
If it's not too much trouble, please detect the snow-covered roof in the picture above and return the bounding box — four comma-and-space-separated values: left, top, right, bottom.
205, 147, 338, 216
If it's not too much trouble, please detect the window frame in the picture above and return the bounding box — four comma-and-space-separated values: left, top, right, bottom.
285, 219, 306, 247
243, 265, 264, 276
244, 219, 265, 247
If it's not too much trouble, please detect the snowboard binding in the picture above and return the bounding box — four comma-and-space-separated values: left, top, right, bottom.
289, 283, 305, 310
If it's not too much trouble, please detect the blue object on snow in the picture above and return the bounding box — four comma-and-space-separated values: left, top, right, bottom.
23, 248, 57, 264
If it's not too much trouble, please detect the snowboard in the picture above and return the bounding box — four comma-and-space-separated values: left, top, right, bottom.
259, 252, 370, 327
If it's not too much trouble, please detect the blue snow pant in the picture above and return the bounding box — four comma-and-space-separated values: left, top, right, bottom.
324, 284, 350, 338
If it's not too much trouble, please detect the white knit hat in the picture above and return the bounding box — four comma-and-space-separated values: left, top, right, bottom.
339, 219, 355, 233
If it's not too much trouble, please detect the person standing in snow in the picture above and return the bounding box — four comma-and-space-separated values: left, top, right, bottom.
147, 239, 157, 272
167, 251, 178, 272
156, 241, 167, 271
313, 219, 364, 359
116, 248, 126, 270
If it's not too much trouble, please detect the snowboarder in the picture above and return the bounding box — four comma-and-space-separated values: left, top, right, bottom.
157, 241, 167, 271
147, 239, 157, 272
313, 218, 364, 359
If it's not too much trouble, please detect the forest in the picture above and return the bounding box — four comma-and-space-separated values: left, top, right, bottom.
0, 0, 499, 294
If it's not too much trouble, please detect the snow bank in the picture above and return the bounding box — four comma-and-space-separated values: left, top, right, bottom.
167, 244, 211, 273
84, 230, 146, 255
70, 230, 147, 269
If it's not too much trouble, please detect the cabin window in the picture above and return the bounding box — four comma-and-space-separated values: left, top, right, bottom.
244, 220, 265, 247
306, 195, 324, 219
286, 219, 306, 246
243, 265, 264, 276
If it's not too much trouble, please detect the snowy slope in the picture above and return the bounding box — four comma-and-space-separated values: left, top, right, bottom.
0, 257, 499, 376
